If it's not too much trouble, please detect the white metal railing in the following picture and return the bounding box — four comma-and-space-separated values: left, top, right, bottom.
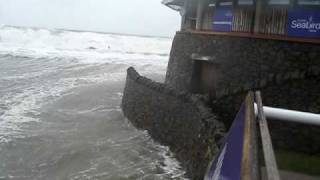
254, 104, 320, 126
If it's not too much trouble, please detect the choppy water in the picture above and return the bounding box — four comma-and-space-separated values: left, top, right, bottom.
0, 26, 187, 179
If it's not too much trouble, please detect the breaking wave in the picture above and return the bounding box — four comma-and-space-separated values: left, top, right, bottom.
0, 26, 187, 179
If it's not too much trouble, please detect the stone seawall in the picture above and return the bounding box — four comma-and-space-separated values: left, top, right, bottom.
122, 67, 225, 180
166, 32, 320, 154
213, 77, 320, 154
121, 32, 320, 179
166, 32, 320, 98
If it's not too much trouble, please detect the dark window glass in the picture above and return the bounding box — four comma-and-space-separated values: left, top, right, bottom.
297, 0, 320, 5
238, 0, 254, 5
268, 0, 290, 5
209, 0, 217, 7
219, 1, 233, 6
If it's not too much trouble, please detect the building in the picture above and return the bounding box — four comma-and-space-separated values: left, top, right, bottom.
122, 1, 320, 179
163, 0, 320, 39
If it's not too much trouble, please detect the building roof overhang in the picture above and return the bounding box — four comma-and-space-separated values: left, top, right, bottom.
162, 0, 185, 11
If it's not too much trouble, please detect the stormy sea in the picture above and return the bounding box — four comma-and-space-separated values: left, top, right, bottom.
0, 26, 187, 179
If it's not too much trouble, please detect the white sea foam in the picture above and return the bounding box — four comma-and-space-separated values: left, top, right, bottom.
0, 76, 79, 143
0, 26, 171, 67
0, 26, 172, 138
0, 26, 185, 179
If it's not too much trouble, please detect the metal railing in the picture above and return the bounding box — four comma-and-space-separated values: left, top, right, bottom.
254, 103, 320, 126
205, 91, 320, 180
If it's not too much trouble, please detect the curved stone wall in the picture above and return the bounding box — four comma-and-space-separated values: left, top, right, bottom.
121, 32, 320, 179
122, 67, 225, 180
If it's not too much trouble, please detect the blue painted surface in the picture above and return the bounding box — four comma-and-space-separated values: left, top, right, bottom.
212, 7, 233, 32
287, 10, 320, 38
205, 103, 246, 180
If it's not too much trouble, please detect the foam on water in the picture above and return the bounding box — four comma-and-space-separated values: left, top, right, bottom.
0, 26, 170, 66
0, 26, 187, 179
0, 26, 171, 140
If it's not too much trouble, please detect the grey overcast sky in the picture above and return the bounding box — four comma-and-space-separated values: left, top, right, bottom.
0, 0, 181, 37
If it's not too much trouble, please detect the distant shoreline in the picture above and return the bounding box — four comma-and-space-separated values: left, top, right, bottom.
1, 25, 173, 39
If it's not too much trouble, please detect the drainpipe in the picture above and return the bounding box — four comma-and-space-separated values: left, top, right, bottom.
196, 0, 205, 30
254, 0, 263, 33
180, 0, 189, 30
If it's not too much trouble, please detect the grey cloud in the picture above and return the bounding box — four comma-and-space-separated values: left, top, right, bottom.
0, 0, 180, 37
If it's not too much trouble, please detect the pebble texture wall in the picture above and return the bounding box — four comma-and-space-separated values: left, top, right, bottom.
121, 32, 320, 179
166, 32, 320, 98
122, 67, 225, 180
213, 77, 320, 154
166, 31, 320, 154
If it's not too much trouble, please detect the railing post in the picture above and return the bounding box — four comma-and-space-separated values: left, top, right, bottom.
241, 92, 260, 180
255, 91, 281, 180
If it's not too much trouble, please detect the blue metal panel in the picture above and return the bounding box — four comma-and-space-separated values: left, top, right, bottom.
287, 10, 320, 38
205, 103, 246, 180
212, 7, 234, 32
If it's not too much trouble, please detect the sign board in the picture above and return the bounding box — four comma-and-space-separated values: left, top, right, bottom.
287, 10, 320, 38
204, 104, 246, 180
212, 7, 233, 32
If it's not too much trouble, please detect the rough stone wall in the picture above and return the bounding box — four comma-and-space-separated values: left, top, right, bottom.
166, 31, 320, 154
121, 32, 320, 179
166, 32, 320, 98
122, 67, 225, 180
213, 77, 320, 154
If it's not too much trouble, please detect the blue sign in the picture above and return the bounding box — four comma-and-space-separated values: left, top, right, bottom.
204, 103, 246, 180
212, 7, 233, 32
288, 10, 320, 38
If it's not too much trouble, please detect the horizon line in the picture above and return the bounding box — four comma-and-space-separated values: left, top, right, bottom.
1, 25, 174, 39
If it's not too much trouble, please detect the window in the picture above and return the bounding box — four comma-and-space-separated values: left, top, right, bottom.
220, 2, 233, 6
238, 0, 254, 5
297, 0, 320, 5
268, 0, 290, 5
218, 0, 233, 6
208, 0, 217, 7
